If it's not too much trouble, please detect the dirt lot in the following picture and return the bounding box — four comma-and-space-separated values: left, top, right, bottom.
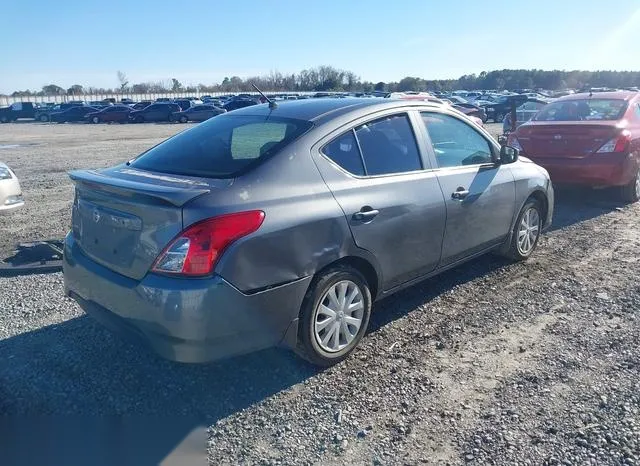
0, 122, 639, 465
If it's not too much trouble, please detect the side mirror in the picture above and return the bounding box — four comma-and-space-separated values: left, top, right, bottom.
499, 145, 519, 164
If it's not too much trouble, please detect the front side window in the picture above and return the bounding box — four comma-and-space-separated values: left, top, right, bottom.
421, 112, 493, 168
130, 115, 312, 177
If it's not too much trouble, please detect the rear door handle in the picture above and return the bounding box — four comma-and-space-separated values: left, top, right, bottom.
352, 208, 380, 221
451, 188, 470, 200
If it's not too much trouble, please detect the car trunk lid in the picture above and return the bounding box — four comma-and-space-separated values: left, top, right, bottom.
516, 122, 622, 159
69, 166, 229, 280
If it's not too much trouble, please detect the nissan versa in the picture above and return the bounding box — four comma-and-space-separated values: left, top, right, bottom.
63, 99, 554, 366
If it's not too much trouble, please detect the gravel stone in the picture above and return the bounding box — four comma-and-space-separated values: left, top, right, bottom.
1, 123, 639, 465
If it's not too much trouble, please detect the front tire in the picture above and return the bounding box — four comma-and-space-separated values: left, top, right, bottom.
501, 199, 542, 261
179, 115, 188, 123
39, 114, 49, 122
621, 169, 640, 203
91, 116, 100, 124
494, 112, 505, 123
0, 115, 8, 123
295, 266, 372, 367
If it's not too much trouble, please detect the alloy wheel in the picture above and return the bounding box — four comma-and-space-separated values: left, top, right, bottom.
517, 207, 540, 255
314, 280, 364, 353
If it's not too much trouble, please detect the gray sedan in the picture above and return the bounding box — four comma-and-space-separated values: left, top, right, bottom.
170, 104, 226, 123
63, 98, 553, 366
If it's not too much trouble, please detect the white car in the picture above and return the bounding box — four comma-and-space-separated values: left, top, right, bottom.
0, 162, 24, 213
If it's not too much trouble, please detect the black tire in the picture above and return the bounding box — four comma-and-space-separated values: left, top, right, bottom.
179, 115, 188, 123
91, 116, 100, 124
620, 169, 640, 203
39, 114, 49, 122
0, 115, 9, 123
501, 199, 543, 261
494, 112, 505, 123
295, 265, 372, 367
135, 116, 144, 123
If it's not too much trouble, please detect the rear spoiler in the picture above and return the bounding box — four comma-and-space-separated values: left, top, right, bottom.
69, 169, 210, 207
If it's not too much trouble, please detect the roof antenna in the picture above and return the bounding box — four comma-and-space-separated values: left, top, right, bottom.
252, 84, 277, 109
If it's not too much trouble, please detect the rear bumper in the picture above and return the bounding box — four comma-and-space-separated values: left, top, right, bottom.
526, 153, 637, 187
63, 233, 311, 363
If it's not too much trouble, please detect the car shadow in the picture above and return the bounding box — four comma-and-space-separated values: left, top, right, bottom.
0, 314, 317, 465
550, 185, 627, 230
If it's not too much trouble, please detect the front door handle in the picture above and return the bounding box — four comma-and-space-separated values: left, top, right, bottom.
451, 188, 470, 200
352, 208, 380, 221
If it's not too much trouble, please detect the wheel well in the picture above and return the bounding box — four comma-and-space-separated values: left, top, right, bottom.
528, 190, 548, 223
318, 256, 379, 299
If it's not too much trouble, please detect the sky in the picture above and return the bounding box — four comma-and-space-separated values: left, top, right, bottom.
2, 0, 640, 93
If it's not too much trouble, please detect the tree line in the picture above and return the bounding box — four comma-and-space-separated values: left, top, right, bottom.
5, 67, 640, 97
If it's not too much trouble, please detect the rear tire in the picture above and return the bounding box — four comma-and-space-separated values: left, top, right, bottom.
495, 112, 505, 123
501, 199, 543, 261
39, 114, 49, 122
0, 115, 8, 123
135, 116, 144, 123
295, 266, 372, 367
179, 115, 188, 123
91, 116, 100, 124
621, 169, 640, 203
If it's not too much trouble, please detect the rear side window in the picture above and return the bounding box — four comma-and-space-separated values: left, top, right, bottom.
323, 131, 365, 176
356, 115, 422, 175
322, 114, 422, 176
421, 112, 493, 168
130, 115, 312, 178
535, 99, 627, 121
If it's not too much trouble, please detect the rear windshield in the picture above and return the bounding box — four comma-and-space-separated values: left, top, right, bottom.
534, 99, 627, 122
129, 115, 313, 177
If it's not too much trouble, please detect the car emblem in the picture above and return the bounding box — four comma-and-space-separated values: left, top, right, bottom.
92, 208, 101, 223
553, 135, 562, 140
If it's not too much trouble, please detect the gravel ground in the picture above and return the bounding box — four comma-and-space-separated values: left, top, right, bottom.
0, 122, 639, 465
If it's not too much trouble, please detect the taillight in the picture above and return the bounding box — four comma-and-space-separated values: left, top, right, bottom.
596, 130, 631, 153
507, 134, 523, 151
152, 210, 265, 277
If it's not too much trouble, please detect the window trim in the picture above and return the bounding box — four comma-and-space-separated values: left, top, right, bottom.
319, 111, 426, 179
419, 110, 499, 172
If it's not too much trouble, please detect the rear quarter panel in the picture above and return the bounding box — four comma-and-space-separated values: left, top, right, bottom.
182, 133, 380, 293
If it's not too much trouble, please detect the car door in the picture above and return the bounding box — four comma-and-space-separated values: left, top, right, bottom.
419, 111, 516, 265
312, 111, 447, 291
145, 104, 162, 121
190, 106, 205, 121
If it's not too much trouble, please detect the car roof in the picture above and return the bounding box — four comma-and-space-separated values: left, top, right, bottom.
556, 91, 638, 101
228, 98, 445, 124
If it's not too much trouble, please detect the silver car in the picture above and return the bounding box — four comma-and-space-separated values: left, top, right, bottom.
0, 162, 24, 213
63, 99, 553, 366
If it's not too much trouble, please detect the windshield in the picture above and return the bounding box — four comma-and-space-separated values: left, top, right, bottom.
534, 99, 627, 121
130, 114, 313, 178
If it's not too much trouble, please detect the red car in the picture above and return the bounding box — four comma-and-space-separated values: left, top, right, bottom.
508, 91, 640, 201
84, 105, 132, 124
